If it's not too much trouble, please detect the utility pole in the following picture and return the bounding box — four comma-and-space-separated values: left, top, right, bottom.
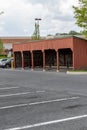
32, 18, 41, 40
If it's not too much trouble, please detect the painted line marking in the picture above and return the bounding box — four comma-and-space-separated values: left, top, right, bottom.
29, 96, 79, 105
0, 96, 79, 110
0, 87, 19, 90
0, 92, 31, 97
0, 91, 45, 98
5, 114, 87, 130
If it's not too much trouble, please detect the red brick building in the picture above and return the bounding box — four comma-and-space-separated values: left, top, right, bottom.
13, 36, 87, 71
0, 37, 31, 56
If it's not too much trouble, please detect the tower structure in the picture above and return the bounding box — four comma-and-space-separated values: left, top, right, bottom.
32, 18, 41, 40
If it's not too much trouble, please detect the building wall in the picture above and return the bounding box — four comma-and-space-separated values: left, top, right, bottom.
13, 37, 74, 52
73, 37, 87, 69
3, 43, 12, 50
13, 36, 87, 70
0, 37, 31, 56
1, 37, 31, 44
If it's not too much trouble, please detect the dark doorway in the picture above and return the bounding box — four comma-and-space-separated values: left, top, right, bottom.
15, 52, 22, 68
33, 50, 43, 68
23, 51, 31, 68
59, 48, 73, 69
45, 49, 56, 70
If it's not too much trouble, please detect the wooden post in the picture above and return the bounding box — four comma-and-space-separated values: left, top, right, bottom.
31, 51, 34, 70
56, 50, 59, 72
43, 50, 46, 71
21, 51, 24, 69
13, 52, 15, 69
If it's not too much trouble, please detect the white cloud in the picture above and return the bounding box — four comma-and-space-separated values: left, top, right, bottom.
0, 0, 81, 37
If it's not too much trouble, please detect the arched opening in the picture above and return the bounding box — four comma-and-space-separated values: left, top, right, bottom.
33, 50, 43, 68
59, 48, 73, 69
14, 52, 22, 68
23, 51, 31, 68
45, 49, 56, 70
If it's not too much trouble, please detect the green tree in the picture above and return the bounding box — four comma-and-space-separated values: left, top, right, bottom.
0, 39, 4, 54
73, 0, 87, 37
69, 30, 81, 35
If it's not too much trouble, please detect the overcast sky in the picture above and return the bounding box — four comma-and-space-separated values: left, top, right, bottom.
0, 0, 81, 37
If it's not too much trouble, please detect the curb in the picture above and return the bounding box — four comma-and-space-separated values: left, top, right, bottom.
67, 71, 87, 75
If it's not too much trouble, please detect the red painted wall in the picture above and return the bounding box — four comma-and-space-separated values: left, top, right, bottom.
13, 37, 74, 52
13, 36, 87, 69
73, 37, 87, 69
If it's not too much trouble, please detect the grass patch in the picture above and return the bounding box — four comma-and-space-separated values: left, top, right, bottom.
0, 55, 7, 59
69, 66, 87, 72
68, 70, 87, 72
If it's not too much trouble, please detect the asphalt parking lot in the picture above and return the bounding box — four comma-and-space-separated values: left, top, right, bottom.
0, 69, 87, 130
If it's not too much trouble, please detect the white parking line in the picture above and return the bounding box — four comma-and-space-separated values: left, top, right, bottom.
29, 96, 79, 105
0, 87, 19, 90
0, 96, 79, 110
0, 92, 31, 97
0, 91, 45, 98
5, 114, 87, 130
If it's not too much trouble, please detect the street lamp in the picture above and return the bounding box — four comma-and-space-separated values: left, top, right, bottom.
32, 18, 42, 40
35, 18, 42, 39
35, 18, 42, 21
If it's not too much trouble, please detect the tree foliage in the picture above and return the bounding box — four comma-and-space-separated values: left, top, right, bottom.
68, 30, 81, 35
55, 30, 81, 36
73, 0, 87, 37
